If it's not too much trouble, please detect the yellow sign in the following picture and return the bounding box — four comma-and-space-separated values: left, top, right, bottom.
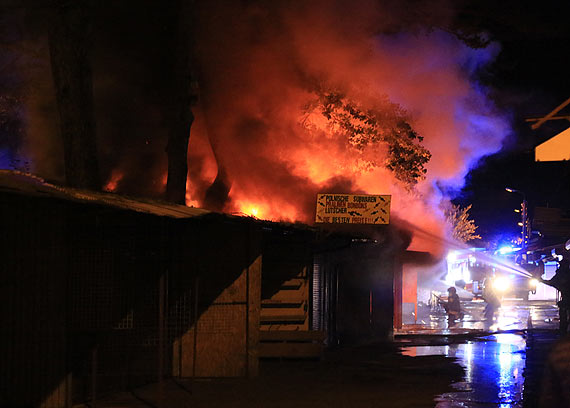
315, 193, 391, 224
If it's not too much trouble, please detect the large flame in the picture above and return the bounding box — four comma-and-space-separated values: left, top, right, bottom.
180, 1, 509, 255
16, 0, 509, 256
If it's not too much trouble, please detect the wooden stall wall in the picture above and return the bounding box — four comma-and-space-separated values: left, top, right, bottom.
173, 219, 262, 378
258, 226, 324, 358
66, 209, 168, 403
0, 195, 69, 408
260, 267, 309, 331
1, 190, 265, 407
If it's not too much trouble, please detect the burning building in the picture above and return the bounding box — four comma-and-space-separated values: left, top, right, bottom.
0, 1, 517, 404
0, 171, 263, 406
1, 170, 418, 407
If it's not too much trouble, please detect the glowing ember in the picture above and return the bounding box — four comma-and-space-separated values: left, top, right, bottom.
235, 201, 264, 218
104, 170, 123, 192
247, 206, 259, 218
184, 177, 200, 207
186, 197, 201, 208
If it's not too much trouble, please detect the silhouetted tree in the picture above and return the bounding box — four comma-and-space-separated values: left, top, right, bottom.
48, 0, 100, 190
165, 0, 197, 204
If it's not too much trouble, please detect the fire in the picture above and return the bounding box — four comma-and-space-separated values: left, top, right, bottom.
233, 196, 301, 223
242, 205, 260, 218
6, 0, 514, 262
104, 170, 123, 192
235, 200, 265, 218
184, 176, 201, 207
92, 2, 507, 256
185, 196, 201, 208
180, 2, 508, 256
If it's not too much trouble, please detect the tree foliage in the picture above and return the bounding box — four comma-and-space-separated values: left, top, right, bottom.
303, 88, 431, 187
445, 204, 481, 242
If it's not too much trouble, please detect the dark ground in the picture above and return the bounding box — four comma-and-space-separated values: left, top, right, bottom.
523, 329, 562, 408
77, 300, 564, 407
77, 344, 465, 408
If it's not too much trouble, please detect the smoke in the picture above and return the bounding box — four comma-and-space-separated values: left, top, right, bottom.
187, 0, 509, 253
5, 2, 176, 195
0, 11, 34, 174
368, 32, 507, 186
5, 0, 509, 255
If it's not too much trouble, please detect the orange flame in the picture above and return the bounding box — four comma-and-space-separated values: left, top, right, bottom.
234, 197, 301, 222
110, 3, 506, 258
104, 170, 124, 192
238, 203, 261, 218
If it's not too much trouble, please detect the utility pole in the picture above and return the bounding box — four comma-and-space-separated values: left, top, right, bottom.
506, 188, 529, 260
521, 199, 528, 250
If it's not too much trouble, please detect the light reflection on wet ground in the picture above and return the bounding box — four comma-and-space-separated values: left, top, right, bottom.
407, 300, 559, 334
400, 300, 559, 407
403, 334, 526, 407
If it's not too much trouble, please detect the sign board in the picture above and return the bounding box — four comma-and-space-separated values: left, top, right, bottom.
535, 127, 570, 162
315, 193, 391, 224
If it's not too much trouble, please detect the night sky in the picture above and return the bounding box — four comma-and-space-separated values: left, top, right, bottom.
450, 0, 570, 244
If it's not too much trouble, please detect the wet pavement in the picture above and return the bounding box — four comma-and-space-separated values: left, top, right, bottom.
404, 333, 526, 407
399, 299, 559, 334
76, 299, 562, 408
399, 299, 560, 407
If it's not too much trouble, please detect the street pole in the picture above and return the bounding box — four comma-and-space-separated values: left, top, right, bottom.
506, 188, 529, 261
521, 199, 528, 251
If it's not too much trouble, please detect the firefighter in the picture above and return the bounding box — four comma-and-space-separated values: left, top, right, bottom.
439, 287, 463, 327
482, 278, 501, 323
543, 255, 570, 334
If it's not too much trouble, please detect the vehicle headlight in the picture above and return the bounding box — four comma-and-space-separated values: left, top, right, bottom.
492, 277, 511, 292
529, 278, 538, 289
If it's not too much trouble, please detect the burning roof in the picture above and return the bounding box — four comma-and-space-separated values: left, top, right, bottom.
0, 170, 208, 219
4, 1, 512, 255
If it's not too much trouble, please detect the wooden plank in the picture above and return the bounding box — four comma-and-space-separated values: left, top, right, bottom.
259, 330, 325, 342
261, 301, 304, 308
265, 289, 307, 302
531, 97, 570, 129
247, 255, 262, 378
258, 342, 322, 358
526, 115, 570, 122
281, 278, 306, 286
260, 305, 305, 315
193, 305, 247, 377
259, 314, 306, 322
260, 323, 308, 331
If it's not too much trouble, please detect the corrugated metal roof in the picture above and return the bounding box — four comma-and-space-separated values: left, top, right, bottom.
0, 170, 210, 219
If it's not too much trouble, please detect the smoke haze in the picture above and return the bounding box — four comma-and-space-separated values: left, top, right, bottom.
5, 0, 510, 254
188, 0, 509, 252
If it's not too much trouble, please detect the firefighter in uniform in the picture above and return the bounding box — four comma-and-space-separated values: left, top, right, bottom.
439, 287, 462, 327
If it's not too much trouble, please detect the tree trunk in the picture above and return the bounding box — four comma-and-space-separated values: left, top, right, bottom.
197, 74, 231, 211
49, 0, 100, 190
165, 0, 195, 205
